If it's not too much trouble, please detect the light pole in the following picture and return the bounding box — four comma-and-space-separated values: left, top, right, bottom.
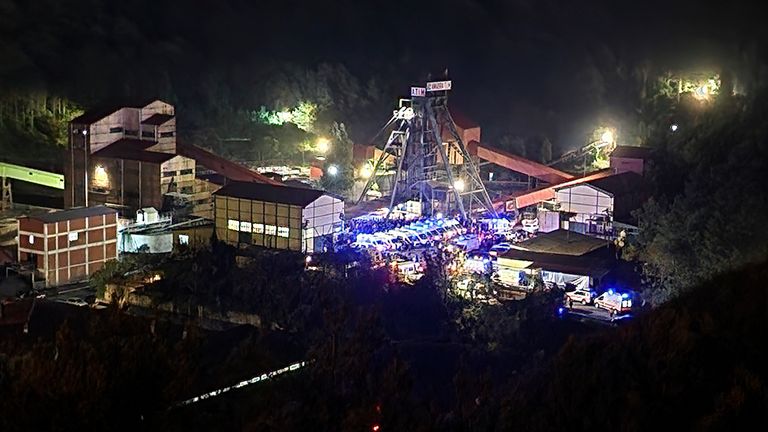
82, 129, 89, 207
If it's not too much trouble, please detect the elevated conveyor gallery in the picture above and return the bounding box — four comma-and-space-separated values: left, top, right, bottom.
467, 141, 574, 184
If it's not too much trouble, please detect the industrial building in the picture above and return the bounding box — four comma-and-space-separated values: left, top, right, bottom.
65, 100, 280, 219
214, 182, 343, 253
554, 171, 647, 235
66, 100, 199, 213
17, 206, 118, 287
496, 230, 613, 291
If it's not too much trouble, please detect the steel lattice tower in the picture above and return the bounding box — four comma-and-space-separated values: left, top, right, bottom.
357, 81, 497, 219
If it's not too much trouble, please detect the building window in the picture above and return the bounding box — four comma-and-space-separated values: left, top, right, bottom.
163, 170, 176, 178
277, 226, 290, 238
252, 223, 264, 234
265, 225, 277, 236
160, 131, 175, 138
239, 221, 252, 232
68, 232, 79, 242
28, 235, 34, 244
180, 186, 193, 194
109, 126, 124, 133
142, 130, 155, 138
179, 169, 193, 175
178, 234, 189, 245
227, 219, 239, 231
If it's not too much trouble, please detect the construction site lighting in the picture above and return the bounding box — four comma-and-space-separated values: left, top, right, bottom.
453, 179, 465, 192
317, 137, 330, 153
600, 130, 615, 145
327, 164, 339, 176
671, 124, 679, 132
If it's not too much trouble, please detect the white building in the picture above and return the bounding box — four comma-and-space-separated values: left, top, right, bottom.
554, 171, 646, 235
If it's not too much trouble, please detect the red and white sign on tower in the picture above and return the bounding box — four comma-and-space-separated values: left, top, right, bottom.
426, 80, 452, 92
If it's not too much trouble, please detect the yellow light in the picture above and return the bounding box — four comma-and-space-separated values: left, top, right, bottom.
600, 130, 614, 145
693, 85, 709, 100
453, 179, 465, 192
360, 165, 373, 179
92, 165, 110, 189
317, 137, 330, 153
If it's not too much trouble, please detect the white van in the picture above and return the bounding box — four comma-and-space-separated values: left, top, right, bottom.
593, 290, 632, 314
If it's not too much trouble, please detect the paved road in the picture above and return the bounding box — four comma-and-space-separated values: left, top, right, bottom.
562, 302, 632, 325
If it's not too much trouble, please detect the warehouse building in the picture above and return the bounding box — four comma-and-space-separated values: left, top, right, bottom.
214, 182, 344, 253
17, 206, 118, 287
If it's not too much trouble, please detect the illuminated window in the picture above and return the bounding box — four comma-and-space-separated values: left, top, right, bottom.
178, 234, 189, 245
227, 219, 239, 231
68, 232, 79, 242
277, 227, 289, 238
252, 223, 264, 234
28, 235, 34, 244
265, 225, 277, 236
239, 221, 252, 232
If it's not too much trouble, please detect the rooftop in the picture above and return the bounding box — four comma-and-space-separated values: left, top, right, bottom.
24, 205, 117, 223
214, 181, 326, 207
499, 248, 612, 279
514, 229, 609, 256
70, 99, 167, 125
92, 138, 175, 164
141, 113, 175, 126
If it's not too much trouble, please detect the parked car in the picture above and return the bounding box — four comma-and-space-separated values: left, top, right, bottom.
565, 289, 594, 305
62, 297, 88, 307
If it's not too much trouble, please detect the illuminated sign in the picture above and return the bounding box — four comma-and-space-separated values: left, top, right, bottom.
410, 87, 426, 97
426, 80, 452, 92
505, 200, 516, 212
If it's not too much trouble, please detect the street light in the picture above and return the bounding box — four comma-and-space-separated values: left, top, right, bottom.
317, 137, 330, 154
327, 164, 339, 176
670, 124, 679, 132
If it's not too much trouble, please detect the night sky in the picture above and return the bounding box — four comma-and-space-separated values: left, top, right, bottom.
2, 0, 766, 145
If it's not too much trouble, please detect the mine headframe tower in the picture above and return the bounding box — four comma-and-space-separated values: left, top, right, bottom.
356, 80, 497, 219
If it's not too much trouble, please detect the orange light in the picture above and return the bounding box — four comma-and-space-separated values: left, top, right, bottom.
372, 425, 380, 432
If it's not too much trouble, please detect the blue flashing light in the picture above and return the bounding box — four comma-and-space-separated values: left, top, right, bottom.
608, 289, 614, 295
557, 307, 565, 316
621, 293, 630, 299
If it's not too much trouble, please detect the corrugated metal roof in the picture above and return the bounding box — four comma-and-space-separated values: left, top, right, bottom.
213, 181, 325, 207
